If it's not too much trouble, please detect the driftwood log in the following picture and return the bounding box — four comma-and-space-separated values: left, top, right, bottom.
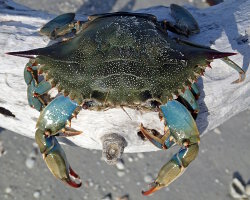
0, 0, 249, 158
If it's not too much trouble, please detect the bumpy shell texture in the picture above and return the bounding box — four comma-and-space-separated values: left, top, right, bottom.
21, 13, 226, 108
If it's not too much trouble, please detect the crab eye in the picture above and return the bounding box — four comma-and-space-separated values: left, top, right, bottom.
82, 100, 100, 109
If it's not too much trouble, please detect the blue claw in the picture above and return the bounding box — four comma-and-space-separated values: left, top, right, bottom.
142, 100, 200, 196
36, 95, 80, 135
160, 100, 199, 145
35, 96, 82, 188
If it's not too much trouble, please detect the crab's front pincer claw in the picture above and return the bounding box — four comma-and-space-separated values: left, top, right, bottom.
142, 100, 200, 195
142, 158, 182, 196
142, 144, 199, 196
42, 136, 82, 188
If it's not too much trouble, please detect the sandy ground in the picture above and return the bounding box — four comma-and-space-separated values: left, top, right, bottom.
1, 0, 250, 200
1, 110, 250, 200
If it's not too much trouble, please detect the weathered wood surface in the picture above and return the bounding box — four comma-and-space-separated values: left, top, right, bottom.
0, 0, 249, 152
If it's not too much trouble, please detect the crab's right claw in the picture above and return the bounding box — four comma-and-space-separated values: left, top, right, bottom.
43, 136, 82, 188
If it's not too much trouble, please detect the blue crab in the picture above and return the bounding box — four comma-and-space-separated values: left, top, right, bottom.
7, 4, 245, 195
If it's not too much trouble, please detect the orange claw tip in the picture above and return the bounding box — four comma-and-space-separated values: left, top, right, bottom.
142, 184, 161, 196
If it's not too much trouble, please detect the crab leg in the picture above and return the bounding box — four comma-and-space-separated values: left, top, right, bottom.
142, 100, 200, 195
42, 136, 82, 188
160, 4, 200, 37
179, 88, 200, 117
143, 143, 199, 195
190, 82, 200, 99
35, 95, 82, 187
140, 124, 174, 149
220, 57, 246, 83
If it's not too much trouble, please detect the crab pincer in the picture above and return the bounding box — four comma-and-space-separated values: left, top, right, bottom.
141, 99, 200, 195
35, 95, 82, 187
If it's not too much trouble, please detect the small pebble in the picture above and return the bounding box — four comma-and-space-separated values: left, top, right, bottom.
5, 187, 12, 194
245, 184, 250, 196
25, 157, 35, 169
137, 153, 144, 159
83, 195, 88, 200
144, 174, 154, 183
94, 184, 100, 190
117, 171, 125, 177
112, 185, 117, 191
33, 191, 40, 199
116, 160, 125, 170
127, 157, 133, 162
213, 128, 222, 135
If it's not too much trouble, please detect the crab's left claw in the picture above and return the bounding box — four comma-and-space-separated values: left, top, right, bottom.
43, 136, 82, 188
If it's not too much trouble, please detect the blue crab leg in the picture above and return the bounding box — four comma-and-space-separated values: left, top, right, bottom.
220, 57, 246, 83
35, 96, 82, 187
27, 80, 43, 111
142, 144, 199, 195
179, 88, 200, 116
41, 135, 82, 188
25, 61, 52, 111
142, 100, 200, 195
140, 124, 174, 149
160, 4, 199, 37
24, 62, 37, 85
34, 80, 52, 96
140, 85, 200, 149
190, 82, 200, 99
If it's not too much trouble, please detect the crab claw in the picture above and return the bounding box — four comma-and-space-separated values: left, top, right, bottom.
142, 182, 162, 196
142, 144, 199, 196
142, 157, 185, 196
43, 136, 82, 188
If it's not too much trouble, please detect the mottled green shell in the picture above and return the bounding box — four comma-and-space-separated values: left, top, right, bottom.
36, 13, 211, 107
